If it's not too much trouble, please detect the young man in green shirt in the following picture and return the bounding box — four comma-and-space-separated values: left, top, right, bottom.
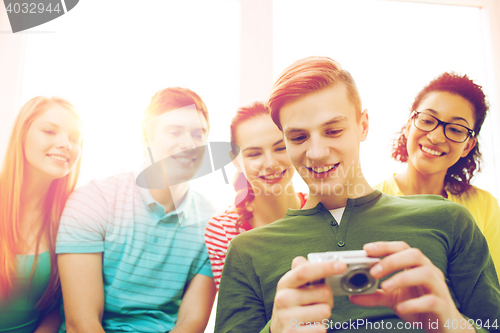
215, 57, 500, 333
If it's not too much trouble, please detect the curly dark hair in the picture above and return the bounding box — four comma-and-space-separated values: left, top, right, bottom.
392, 72, 488, 196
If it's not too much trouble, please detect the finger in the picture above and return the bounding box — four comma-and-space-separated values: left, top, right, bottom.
393, 294, 442, 315
363, 241, 410, 258
367, 248, 433, 279
279, 304, 332, 332
380, 265, 444, 295
275, 283, 334, 310
349, 290, 393, 308
292, 256, 308, 270
278, 261, 347, 290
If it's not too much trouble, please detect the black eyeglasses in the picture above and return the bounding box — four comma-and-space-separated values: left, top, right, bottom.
411, 111, 475, 143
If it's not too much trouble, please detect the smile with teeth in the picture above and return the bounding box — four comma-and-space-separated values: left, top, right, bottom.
173, 156, 195, 164
309, 164, 338, 173
48, 154, 68, 162
420, 145, 444, 156
261, 169, 286, 180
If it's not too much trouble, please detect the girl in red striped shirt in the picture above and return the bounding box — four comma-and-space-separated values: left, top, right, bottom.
204, 102, 307, 289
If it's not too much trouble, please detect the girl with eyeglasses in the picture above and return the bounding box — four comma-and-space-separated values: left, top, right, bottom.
0, 96, 83, 332
375, 72, 500, 276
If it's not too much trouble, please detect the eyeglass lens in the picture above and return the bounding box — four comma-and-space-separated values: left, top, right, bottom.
414, 113, 470, 142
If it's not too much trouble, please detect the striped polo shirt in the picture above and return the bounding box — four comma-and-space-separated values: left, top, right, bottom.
56, 171, 215, 332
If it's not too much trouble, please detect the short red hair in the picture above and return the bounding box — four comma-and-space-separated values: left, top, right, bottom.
268, 56, 362, 130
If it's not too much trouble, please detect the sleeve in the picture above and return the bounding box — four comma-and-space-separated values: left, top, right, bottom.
215, 242, 269, 333
205, 216, 230, 289
192, 248, 213, 278
446, 203, 500, 328
478, 192, 500, 278
56, 182, 109, 254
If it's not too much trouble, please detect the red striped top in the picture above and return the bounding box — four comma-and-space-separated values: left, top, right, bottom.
204, 192, 307, 289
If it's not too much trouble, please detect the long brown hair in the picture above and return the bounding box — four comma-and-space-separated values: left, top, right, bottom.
392, 72, 488, 196
0, 96, 82, 311
230, 102, 270, 231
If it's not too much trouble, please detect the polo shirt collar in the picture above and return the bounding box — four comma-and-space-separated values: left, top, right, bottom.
133, 163, 209, 226
286, 189, 382, 216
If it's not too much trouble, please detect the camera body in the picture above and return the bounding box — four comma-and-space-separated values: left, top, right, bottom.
307, 250, 380, 296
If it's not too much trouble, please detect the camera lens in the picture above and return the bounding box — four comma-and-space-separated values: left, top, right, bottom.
349, 273, 368, 288
341, 266, 375, 294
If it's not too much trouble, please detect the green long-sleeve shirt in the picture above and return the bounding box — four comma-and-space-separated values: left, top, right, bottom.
216, 190, 500, 332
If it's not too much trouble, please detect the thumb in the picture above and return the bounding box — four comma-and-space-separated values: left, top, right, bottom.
291, 256, 308, 270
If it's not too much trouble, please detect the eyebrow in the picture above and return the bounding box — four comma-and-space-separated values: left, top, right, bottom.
284, 116, 348, 136
40, 122, 60, 128
272, 139, 284, 147
424, 109, 471, 126
163, 124, 208, 132
41, 122, 82, 135
242, 139, 284, 153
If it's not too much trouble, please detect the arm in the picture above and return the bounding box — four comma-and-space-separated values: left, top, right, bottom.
33, 308, 62, 333
205, 217, 230, 289
58, 253, 105, 333
481, 194, 500, 277
170, 274, 217, 333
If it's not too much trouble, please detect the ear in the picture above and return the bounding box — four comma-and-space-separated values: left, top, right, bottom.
359, 109, 369, 142
404, 119, 412, 139
461, 137, 477, 158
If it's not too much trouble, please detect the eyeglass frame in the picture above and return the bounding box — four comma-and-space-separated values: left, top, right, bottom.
410, 111, 475, 143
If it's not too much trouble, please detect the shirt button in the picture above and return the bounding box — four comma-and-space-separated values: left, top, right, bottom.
153, 237, 159, 243
337, 241, 345, 247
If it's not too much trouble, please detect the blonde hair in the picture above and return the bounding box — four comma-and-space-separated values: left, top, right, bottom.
0, 96, 82, 311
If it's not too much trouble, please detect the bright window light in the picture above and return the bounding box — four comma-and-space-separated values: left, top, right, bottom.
274, 0, 497, 198
20, 0, 241, 212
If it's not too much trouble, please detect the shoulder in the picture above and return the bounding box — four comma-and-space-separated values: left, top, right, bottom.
452, 186, 499, 205
64, 172, 137, 213
378, 191, 466, 211
373, 175, 399, 196
230, 206, 320, 248
206, 206, 240, 234
71, 172, 135, 199
376, 192, 476, 231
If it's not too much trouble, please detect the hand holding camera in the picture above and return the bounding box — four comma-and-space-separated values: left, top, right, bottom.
270, 242, 470, 333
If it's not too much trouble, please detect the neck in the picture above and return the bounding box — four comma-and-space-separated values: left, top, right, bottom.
21, 168, 53, 212
304, 175, 373, 210
395, 164, 447, 196
250, 183, 301, 228
149, 182, 189, 214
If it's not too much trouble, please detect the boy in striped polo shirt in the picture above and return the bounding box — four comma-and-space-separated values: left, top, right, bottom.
56, 88, 217, 332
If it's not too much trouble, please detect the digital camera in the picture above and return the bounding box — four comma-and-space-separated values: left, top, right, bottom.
307, 250, 380, 296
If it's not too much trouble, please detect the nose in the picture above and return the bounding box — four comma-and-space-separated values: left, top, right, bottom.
426, 124, 447, 144
56, 135, 72, 150
263, 151, 279, 169
178, 132, 197, 151
306, 134, 329, 163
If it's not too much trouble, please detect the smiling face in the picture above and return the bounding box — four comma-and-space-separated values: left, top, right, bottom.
145, 105, 208, 185
24, 104, 82, 181
234, 115, 294, 195
280, 83, 369, 198
405, 91, 477, 178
